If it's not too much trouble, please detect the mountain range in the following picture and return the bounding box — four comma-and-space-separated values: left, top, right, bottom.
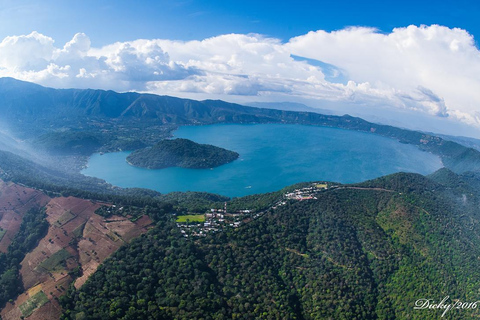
1, 77, 480, 174
1, 78, 480, 319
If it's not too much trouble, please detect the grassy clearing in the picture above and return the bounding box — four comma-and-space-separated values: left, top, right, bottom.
19, 290, 49, 317
286, 248, 309, 258
176, 214, 205, 223
27, 284, 43, 297
54, 211, 76, 227
106, 231, 121, 242
72, 222, 86, 238
37, 248, 72, 272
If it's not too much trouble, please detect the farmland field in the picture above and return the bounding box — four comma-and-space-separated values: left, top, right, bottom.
37, 249, 72, 272
176, 214, 206, 223
19, 291, 49, 317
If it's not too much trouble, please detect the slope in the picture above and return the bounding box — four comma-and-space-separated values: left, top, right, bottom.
61, 171, 480, 319
0, 180, 155, 320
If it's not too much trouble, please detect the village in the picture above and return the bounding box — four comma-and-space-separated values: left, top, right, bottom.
176, 182, 330, 237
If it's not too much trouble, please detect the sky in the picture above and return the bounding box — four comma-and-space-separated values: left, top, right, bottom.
1, 0, 480, 137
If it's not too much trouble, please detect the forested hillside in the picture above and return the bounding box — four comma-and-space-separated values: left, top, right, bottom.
60, 171, 480, 319
127, 138, 239, 169
0, 180, 161, 320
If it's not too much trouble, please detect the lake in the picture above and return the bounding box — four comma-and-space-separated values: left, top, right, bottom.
82, 124, 443, 197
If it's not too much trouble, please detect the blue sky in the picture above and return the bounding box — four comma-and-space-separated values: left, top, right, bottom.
1, 0, 479, 46
1, 1, 480, 137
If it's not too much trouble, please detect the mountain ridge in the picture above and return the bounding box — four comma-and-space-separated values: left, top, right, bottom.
1, 77, 480, 174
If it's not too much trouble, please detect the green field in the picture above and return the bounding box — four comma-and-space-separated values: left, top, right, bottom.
37, 248, 72, 272
19, 290, 49, 317
72, 222, 86, 238
176, 214, 205, 223
54, 210, 76, 227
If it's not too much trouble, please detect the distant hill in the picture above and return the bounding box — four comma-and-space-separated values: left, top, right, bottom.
0, 77, 274, 130
437, 133, 480, 152
126, 138, 239, 169
2, 77, 480, 174
245, 101, 336, 114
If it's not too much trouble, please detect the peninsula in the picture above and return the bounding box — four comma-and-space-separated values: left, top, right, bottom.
126, 138, 239, 169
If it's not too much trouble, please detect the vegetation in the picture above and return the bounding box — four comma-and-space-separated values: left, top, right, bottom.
38, 249, 73, 272
176, 214, 205, 223
19, 290, 49, 317
35, 130, 150, 156
54, 211, 76, 227
126, 138, 239, 169
35, 131, 103, 155
0, 207, 48, 308
158, 191, 229, 213
3, 77, 480, 318
58, 171, 480, 319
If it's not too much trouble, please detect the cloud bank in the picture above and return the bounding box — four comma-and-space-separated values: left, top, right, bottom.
1, 26, 480, 132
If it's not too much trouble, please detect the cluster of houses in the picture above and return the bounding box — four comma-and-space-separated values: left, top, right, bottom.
284, 183, 328, 200
177, 182, 331, 238
176, 203, 255, 237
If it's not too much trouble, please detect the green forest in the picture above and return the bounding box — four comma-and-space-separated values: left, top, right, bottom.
0, 207, 48, 307
58, 171, 480, 319
126, 138, 239, 169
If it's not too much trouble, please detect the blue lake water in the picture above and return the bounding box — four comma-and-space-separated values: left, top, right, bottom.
82, 124, 443, 197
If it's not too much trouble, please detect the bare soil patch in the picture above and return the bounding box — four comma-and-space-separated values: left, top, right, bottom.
0, 188, 153, 320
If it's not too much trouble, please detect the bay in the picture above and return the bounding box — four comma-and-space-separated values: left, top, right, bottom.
82, 124, 443, 197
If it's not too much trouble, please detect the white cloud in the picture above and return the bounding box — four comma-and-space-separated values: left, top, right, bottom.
0, 31, 198, 91
1, 26, 480, 134
0, 31, 54, 70
58, 32, 91, 58
286, 25, 480, 125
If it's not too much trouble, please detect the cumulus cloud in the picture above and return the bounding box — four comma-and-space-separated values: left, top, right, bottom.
286, 25, 480, 125
94, 33, 327, 96
0, 31, 54, 70
1, 26, 480, 132
0, 31, 198, 91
